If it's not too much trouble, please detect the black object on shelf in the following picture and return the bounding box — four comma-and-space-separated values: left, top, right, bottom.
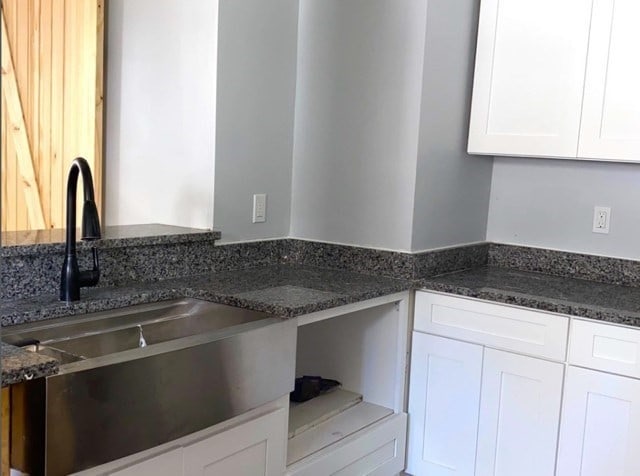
290, 376, 341, 403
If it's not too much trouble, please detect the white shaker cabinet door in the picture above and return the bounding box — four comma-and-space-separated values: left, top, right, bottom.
557, 366, 640, 476
475, 348, 564, 476
468, 0, 592, 157
406, 333, 483, 476
183, 408, 287, 476
578, 0, 640, 162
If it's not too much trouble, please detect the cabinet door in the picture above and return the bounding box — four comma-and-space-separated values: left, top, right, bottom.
475, 349, 564, 476
406, 333, 483, 476
578, 0, 640, 161
468, 0, 592, 157
183, 408, 287, 476
557, 366, 640, 476
108, 448, 183, 476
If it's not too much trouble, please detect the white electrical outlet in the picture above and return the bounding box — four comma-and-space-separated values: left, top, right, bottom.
592, 206, 611, 234
252, 194, 267, 223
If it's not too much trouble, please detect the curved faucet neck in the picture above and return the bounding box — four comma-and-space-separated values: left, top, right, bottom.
65, 158, 97, 255
60, 157, 101, 302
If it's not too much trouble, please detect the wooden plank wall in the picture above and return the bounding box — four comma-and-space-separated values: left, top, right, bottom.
1, 0, 104, 232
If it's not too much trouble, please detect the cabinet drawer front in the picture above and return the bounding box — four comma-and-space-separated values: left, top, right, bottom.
569, 319, 640, 378
286, 413, 406, 476
415, 292, 568, 360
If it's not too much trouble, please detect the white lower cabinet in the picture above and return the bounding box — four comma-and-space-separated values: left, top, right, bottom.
103, 407, 287, 476
183, 407, 287, 476
287, 293, 411, 476
557, 366, 640, 476
409, 291, 571, 476
407, 332, 563, 476
410, 291, 640, 476
475, 349, 563, 476
406, 333, 482, 476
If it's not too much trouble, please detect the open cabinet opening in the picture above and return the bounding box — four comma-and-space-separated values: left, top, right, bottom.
287, 301, 406, 468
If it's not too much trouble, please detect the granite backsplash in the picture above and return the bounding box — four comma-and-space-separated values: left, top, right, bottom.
3, 224, 640, 304
1, 226, 488, 301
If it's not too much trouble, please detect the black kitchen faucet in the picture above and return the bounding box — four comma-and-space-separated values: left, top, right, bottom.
60, 157, 101, 301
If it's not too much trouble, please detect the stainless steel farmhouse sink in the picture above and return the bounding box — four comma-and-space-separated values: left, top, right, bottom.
3, 299, 297, 476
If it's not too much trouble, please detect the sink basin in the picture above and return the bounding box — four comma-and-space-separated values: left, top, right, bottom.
3, 299, 296, 475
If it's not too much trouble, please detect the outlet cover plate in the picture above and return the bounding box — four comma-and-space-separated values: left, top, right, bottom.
592, 206, 611, 234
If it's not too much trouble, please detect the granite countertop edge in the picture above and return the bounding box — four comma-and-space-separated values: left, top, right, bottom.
419, 266, 640, 328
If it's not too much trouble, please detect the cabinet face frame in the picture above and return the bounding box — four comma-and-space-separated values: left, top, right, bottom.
289, 292, 411, 475
295, 291, 410, 413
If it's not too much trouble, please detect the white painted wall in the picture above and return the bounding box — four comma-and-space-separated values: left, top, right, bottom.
290, 0, 429, 251
487, 157, 640, 259
105, 0, 216, 229
213, 0, 299, 243
411, 0, 493, 251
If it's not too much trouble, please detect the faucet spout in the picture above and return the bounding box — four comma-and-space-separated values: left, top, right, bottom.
60, 157, 102, 302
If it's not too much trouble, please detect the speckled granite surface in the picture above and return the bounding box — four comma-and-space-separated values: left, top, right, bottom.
1, 236, 490, 301
1, 233, 279, 301
1, 265, 411, 386
420, 266, 640, 327
5, 235, 640, 387
1, 342, 58, 387
414, 243, 489, 278
488, 243, 640, 288
285, 240, 488, 279
1, 224, 220, 255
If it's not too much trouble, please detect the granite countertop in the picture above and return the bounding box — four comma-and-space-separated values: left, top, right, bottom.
420, 266, 640, 327
1, 264, 411, 386
1, 342, 59, 386
6, 261, 640, 387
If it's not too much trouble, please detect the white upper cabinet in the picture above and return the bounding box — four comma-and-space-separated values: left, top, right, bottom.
469, 0, 640, 162
468, 0, 593, 158
578, 0, 640, 161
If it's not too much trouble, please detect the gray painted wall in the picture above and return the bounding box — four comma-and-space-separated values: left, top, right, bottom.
411, 0, 493, 251
487, 157, 640, 260
290, 0, 428, 251
213, 0, 299, 243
